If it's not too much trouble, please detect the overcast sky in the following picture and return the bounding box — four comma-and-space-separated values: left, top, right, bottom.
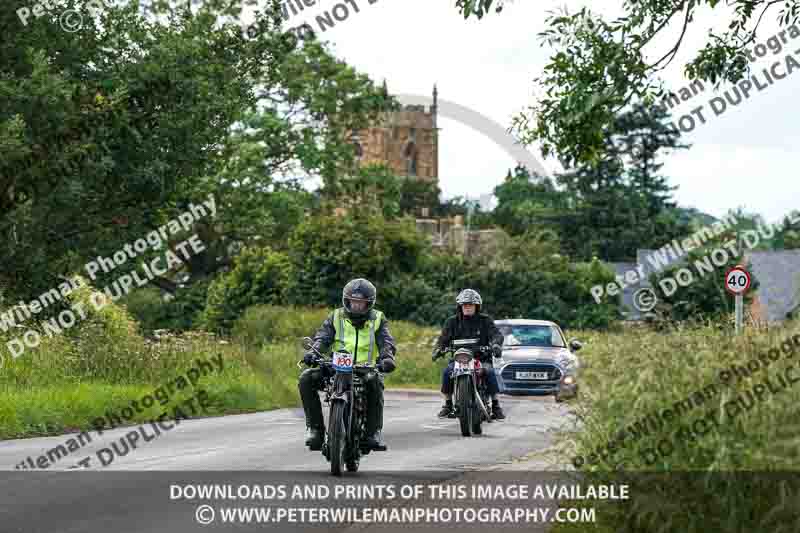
272, 0, 799, 224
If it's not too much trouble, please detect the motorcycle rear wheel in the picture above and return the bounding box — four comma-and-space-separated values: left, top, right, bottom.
328, 401, 347, 476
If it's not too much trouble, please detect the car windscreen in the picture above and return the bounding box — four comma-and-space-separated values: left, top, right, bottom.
499, 325, 565, 347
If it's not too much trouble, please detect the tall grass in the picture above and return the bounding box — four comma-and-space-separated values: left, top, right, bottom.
552, 320, 800, 532
0, 297, 445, 440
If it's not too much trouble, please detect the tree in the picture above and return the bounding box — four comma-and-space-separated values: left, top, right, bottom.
649, 224, 761, 324
455, 1, 800, 166
774, 211, 800, 249
199, 246, 294, 332
493, 164, 565, 236
286, 211, 428, 307
0, 0, 392, 303
326, 164, 403, 219
720, 207, 778, 250
555, 103, 690, 261
399, 179, 442, 217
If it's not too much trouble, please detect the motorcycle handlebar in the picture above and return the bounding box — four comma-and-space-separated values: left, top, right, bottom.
436, 345, 492, 358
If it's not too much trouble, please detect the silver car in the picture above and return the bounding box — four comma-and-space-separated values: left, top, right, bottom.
493, 319, 582, 402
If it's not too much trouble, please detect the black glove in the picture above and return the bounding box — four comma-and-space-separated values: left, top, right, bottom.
303, 352, 317, 366
492, 344, 503, 358
377, 357, 396, 373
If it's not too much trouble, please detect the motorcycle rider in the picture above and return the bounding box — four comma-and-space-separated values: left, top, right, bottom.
431, 289, 505, 420
299, 278, 397, 451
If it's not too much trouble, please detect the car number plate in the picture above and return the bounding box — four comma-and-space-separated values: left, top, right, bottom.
516, 371, 548, 380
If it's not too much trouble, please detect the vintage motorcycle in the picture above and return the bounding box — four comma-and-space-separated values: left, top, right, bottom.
299, 337, 384, 476
436, 338, 494, 437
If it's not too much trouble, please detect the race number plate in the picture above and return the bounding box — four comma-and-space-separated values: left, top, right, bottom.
516, 371, 548, 380
332, 352, 353, 372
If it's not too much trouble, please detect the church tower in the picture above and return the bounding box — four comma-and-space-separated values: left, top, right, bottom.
350, 83, 439, 184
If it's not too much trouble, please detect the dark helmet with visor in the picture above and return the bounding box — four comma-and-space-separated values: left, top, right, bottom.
342, 278, 377, 318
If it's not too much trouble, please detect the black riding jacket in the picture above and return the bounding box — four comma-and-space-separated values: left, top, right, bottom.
434, 310, 504, 362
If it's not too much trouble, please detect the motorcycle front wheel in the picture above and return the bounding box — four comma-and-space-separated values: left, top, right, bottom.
472, 386, 487, 435
456, 375, 472, 437
328, 401, 347, 476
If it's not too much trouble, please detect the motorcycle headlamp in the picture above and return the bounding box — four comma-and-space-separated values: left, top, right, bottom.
454, 350, 472, 365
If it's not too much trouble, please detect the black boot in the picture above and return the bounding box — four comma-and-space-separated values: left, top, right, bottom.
304, 426, 324, 450
364, 430, 387, 451
491, 400, 506, 420
437, 400, 454, 418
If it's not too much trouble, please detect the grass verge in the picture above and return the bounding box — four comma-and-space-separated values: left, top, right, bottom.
0, 300, 443, 440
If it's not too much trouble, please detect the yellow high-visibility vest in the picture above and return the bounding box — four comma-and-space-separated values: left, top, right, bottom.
332, 308, 384, 364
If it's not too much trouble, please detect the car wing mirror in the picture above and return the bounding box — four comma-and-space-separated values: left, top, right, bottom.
569, 339, 582, 352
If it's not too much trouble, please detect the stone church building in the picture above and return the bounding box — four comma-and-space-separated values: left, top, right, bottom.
347, 84, 507, 257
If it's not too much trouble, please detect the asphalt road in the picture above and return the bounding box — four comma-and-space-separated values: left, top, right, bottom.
0, 390, 572, 471
0, 390, 576, 533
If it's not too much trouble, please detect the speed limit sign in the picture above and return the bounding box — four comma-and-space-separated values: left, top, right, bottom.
725, 265, 751, 295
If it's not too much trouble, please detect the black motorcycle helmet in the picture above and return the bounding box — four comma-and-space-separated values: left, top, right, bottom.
456, 288, 482, 316
342, 278, 377, 320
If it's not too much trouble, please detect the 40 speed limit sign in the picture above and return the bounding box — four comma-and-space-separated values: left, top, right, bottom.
725, 265, 751, 295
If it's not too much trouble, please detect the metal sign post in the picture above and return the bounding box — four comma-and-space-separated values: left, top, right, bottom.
725, 265, 752, 335
735, 293, 743, 335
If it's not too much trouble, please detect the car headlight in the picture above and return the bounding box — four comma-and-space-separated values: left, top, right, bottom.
563, 375, 575, 385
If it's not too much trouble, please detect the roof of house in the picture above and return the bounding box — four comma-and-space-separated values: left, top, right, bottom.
606, 262, 642, 319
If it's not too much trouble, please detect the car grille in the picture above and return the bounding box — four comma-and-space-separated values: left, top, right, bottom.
502, 362, 561, 381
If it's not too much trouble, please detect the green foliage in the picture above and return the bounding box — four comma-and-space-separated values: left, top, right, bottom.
231, 305, 329, 347
455, 0, 506, 19
200, 246, 293, 333
287, 212, 428, 307
555, 103, 691, 261
333, 164, 404, 219
463, 235, 620, 329
773, 211, 800, 250
380, 275, 456, 326
122, 281, 212, 334
473, 2, 800, 166
493, 164, 565, 236
400, 179, 442, 216
0, 303, 446, 439
650, 249, 760, 324
0, 0, 393, 304
647, 217, 763, 323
